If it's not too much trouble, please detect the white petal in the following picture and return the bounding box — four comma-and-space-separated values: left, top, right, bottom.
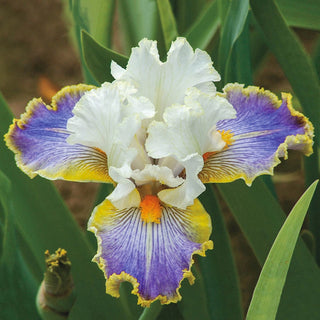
130, 136, 152, 170
146, 89, 236, 159
158, 156, 184, 176
67, 82, 154, 153
67, 83, 122, 153
146, 89, 236, 208
66, 81, 155, 206
158, 154, 205, 209
112, 37, 221, 120
107, 176, 136, 206
132, 164, 184, 187
111, 60, 126, 79
108, 188, 141, 210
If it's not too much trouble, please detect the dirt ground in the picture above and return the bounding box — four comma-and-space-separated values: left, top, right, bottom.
1, 0, 317, 313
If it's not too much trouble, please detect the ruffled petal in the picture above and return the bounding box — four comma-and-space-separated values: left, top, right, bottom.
5, 85, 113, 183
132, 164, 184, 187
88, 196, 213, 307
67, 82, 155, 203
146, 88, 235, 208
199, 84, 314, 184
111, 38, 220, 120
158, 153, 205, 209
67, 82, 154, 156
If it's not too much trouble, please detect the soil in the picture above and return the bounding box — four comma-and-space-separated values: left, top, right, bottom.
0, 0, 317, 314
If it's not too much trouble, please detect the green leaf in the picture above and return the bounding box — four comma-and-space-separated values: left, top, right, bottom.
69, 0, 115, 47
172, 0, 207, 34
218, 179, 320, 319
198, 186, 243, 320
81, 30, 129, 84
276, 0, 320, 31
250, 0, 320, 146
157, 0, 179, 51
178, 265, 211, 320
304, 153, 320, 263
138, 301, 162, 320
0, 94, 127, 319
62, 0, 115, 85
118, 0, 160, 51
0, 171, 15, 267
300, 229, 316, 257
227, 15, 252, 84
218, 0, 249, 83
250, 26, 269, 74
157, 304, 183, 320
184, 0, 220, 50
246, 180, 318, 320
313, 37, 320, 79
0, 170, 40, 320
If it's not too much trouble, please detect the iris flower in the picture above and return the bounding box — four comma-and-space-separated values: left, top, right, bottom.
5, 38, 313, 306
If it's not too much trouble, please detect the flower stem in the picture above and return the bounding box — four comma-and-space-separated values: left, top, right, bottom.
138, 301, 162, 320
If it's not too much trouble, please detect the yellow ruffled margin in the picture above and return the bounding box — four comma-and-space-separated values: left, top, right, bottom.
5, 84, 114, 183
200, 83, 314, 185
5, 84, 94, 178
88, 197, 213, 307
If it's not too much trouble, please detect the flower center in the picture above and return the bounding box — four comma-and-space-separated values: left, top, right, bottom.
140, 195, 162, 224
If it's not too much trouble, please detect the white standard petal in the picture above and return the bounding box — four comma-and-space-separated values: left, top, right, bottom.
146, 89, 236, 159
67, 82, 154, 152
146, 89, 236, 208
66, 81, 155, 207
131, 164, 184, 187
111, 37, 221, 120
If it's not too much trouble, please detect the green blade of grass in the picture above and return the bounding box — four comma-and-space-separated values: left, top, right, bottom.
227, 15, 252, 85
313, 37, 320, 79
183, 0, 220, 50
173, 0, 207, 34
304, 153, 320, 263
118, 0, 160, 51
198, 186, 243, 320
218, 0, 249, 83
138, 301, 162, 320
157, 0, 179, 51
157, 304, 183, 320
218, 179, 320, 319
0, 170, 40, 320
177, 265, 211, 320
62, 0, 116, 85
246, 180, 318, 320
81, 30, 129, 84
70, 0, 115, 48
276, 0, 320, 31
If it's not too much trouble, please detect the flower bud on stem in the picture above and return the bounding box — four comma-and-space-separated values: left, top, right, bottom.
36, 249, 76, 320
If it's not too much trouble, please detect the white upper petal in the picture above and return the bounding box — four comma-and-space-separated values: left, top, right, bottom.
145, 88, 236, 208
146, 89, 236, 159
111, 37, 221, 120
66, 82, 155, 205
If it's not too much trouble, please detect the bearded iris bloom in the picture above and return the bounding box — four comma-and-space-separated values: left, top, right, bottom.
5, 38, 313, 306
